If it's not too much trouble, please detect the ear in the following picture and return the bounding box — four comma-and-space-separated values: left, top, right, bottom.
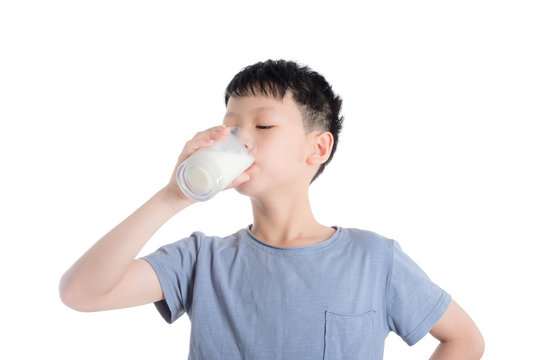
306, 131, 334, 165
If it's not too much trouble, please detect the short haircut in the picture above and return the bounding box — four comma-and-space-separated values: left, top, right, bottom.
224, 59, 344, 183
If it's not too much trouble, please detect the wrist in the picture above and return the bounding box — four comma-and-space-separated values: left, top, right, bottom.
158, 185, 196, 212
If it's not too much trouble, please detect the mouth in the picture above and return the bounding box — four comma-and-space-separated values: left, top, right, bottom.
246, 163, 255, 171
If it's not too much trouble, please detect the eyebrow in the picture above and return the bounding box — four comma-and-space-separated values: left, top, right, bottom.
224, 107, 275, 118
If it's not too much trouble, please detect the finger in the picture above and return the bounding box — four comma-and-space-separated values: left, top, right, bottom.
178, 125, 232, 165
181, 126, 226, 155
192, 125, 230, 148
208, 125, 231, 140
203, 125, 230, 138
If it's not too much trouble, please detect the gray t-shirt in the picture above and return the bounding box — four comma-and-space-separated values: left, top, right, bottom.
142, 225, 451, 359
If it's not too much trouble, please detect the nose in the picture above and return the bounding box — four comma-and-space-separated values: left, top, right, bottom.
230, 127, 256, 157
243, 134, 257, 157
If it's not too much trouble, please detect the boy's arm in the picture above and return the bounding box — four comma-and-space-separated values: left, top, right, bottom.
59, 125, 244, 312
59, 186, 192, 312
428, 299, 485, 359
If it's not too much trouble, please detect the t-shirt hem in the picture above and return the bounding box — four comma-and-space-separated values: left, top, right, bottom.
403, 290, 452, 346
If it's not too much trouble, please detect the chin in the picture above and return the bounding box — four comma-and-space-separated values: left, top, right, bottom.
233, 179, 263, 198
234, 185, 254, 197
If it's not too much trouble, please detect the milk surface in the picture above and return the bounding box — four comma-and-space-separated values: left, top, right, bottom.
186, 148, 254, 193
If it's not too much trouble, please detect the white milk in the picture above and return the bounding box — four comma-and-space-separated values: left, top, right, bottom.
183, 148, 254, 194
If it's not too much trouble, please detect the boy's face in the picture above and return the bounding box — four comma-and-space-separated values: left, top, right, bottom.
223, 92, 319, 197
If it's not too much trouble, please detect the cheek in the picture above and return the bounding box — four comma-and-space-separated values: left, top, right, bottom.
258, 138, 305, 173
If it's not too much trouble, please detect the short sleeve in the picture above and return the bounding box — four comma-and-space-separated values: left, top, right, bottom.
141, 233, 201, 324
386, 240, 451, 346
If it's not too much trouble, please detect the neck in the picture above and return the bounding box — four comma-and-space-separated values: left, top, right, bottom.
248, 186, 332, 247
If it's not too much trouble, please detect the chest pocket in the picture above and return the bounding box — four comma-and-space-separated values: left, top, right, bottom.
323, 310, 374, 360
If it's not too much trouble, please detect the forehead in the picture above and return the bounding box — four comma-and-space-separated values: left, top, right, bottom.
225, 92, 303, 123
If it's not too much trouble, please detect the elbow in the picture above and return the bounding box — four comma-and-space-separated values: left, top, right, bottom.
463, 330, 486, 359
461, 328, 485, 359
59, 287, 80, 312
468, 322, 485, 359
59, 276, 96, 313
59, 281, 83, 312
475, 332, 485, 359
435, 336, 485, 360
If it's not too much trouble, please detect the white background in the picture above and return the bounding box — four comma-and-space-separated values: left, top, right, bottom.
1, 1, 537, 359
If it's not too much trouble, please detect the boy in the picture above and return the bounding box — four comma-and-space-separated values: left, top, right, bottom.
60, 59, 484, 359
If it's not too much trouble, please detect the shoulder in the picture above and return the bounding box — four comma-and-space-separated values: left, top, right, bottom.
341, 227, 394, 248
151, 227, 250, 254
184, 228, 248, 253
339, 227, 396, 258
147, 230, 219, 256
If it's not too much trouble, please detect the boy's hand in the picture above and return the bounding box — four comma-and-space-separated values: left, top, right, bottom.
163, 125, 250, 203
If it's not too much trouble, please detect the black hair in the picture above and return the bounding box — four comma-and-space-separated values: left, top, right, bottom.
224, 59, 343, 183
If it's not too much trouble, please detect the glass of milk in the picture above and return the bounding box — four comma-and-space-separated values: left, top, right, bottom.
176, 127, 256, 202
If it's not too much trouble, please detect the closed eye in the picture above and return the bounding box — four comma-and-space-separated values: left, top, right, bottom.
256, 125, 274, 129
